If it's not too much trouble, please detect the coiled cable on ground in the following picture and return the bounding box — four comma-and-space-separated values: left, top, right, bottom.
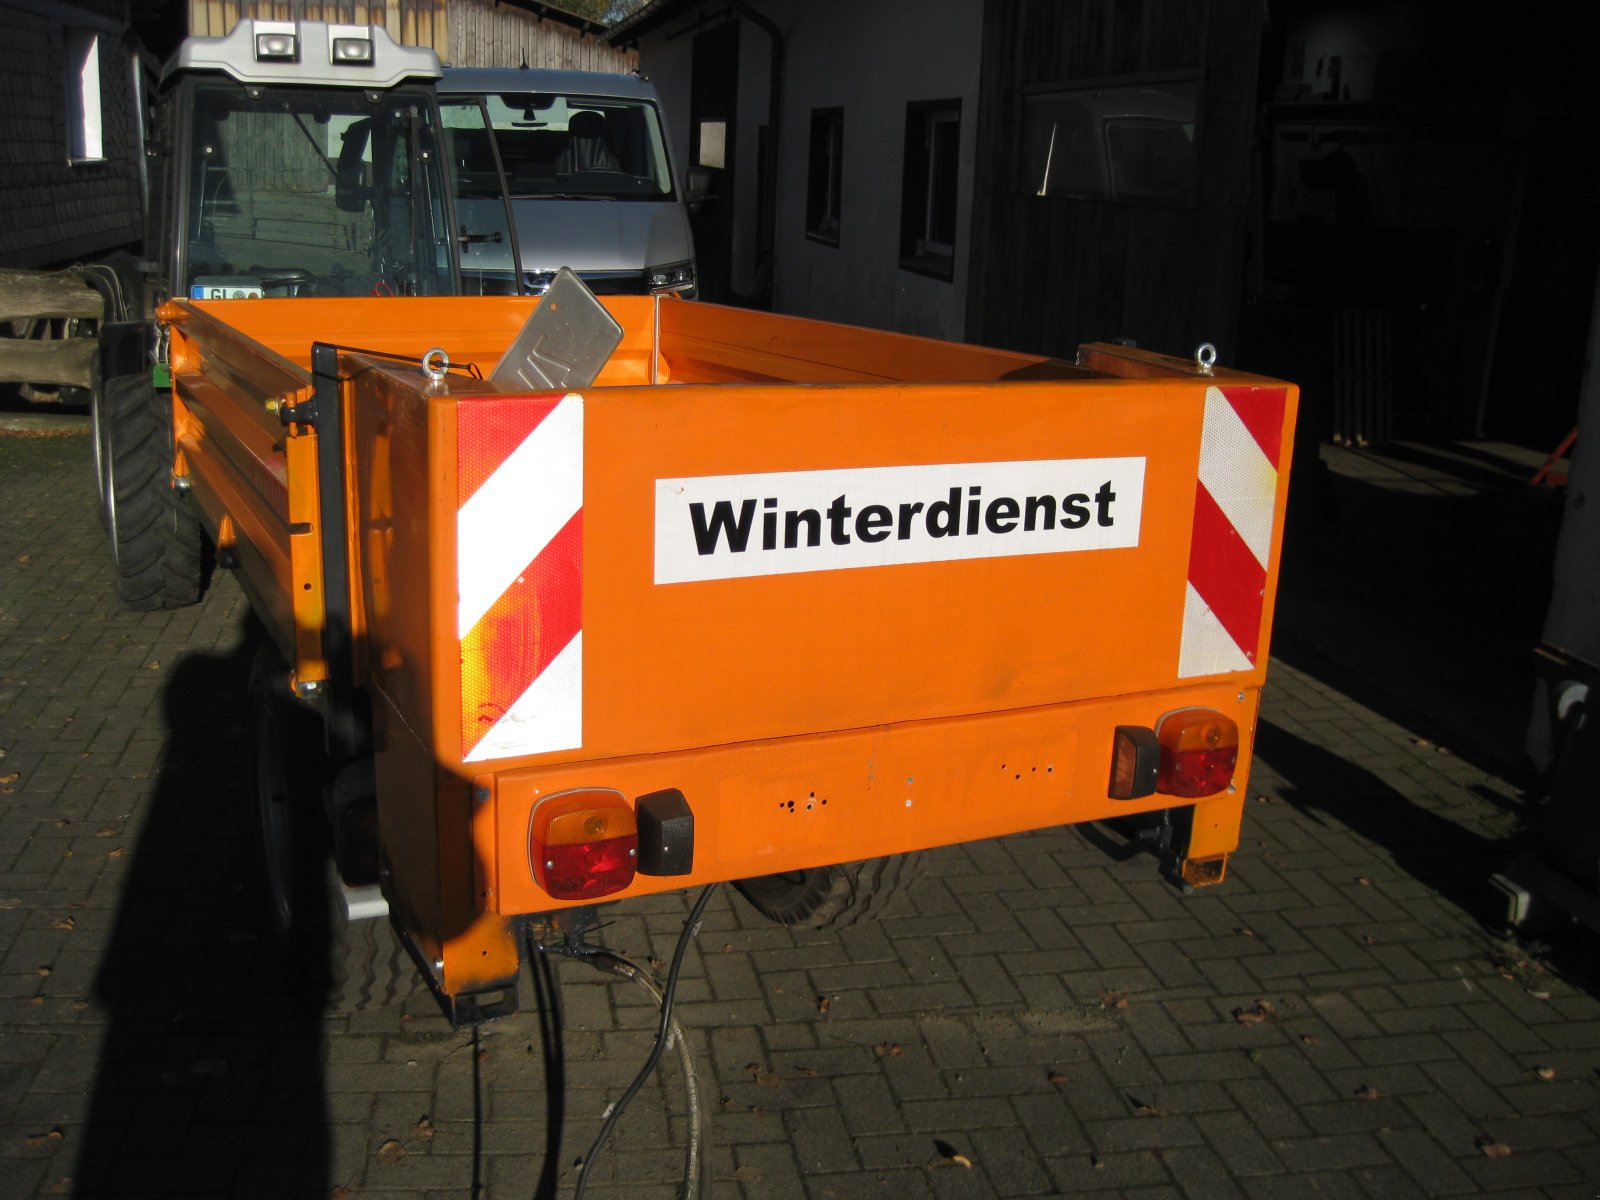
533, 882, 719, 1200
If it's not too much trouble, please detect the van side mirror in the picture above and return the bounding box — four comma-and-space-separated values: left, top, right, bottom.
686, 166, 714, 213
335, 119, 373, 213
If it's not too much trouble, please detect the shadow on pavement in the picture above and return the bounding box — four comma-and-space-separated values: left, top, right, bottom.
1272, 451, 1564, 783
74, 627, 334, 1199
1254, 716, 1600, 994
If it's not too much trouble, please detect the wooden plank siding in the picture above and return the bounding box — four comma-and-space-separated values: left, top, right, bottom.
966, 0, 1262, 362
187, 2, 449, 54
0, 2, 144, 269
182, 2, 634, 69
447, 0, 635, 70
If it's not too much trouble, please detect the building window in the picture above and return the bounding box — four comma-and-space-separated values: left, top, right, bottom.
697, 119, 727, 169
66, 28, 105, 161
899, 99, 960, 279
1020, 78, 1198, 204
806, 108, 843, 245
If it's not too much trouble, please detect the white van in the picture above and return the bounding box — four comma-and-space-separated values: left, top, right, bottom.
439, 67, 696, 297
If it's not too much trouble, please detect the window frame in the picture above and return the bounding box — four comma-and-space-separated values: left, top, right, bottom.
65, 27, 105, 163
1017, 70, 1202, 207
898, 97, 962, 281
805, 106, 844, 246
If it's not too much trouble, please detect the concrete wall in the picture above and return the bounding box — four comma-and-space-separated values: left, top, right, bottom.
770, 0, 979, 341
628, 0, 980, 340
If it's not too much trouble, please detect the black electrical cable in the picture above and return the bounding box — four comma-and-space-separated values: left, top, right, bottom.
569, 883, 718, 1200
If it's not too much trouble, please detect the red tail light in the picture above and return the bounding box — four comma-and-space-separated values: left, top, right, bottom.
1156, 709, 1239, 797
529, 789, 638, 900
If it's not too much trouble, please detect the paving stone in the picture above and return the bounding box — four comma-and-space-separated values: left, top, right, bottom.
10, 435, 1600, 1198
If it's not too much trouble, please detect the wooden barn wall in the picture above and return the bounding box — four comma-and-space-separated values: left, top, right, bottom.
182, 3, 634, 72
966, 0, 1263, 361
0, 1, 144, 269
187, 1, 448, 54
446, 0, 635, 70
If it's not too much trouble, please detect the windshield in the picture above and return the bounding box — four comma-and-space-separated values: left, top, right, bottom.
183, 83, 454, 298
454, 91, 675, 201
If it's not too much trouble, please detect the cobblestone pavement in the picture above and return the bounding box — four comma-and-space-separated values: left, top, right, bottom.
3, 430, 1599, 1200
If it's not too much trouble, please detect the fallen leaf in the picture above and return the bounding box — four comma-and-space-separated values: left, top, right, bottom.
375, 1138, 407, 1164
106, 848, 122, 858
1527, 990, 1551, 1001
16, 555, 29, 565
36, 966, 50, 977
1235, 927, 1257, 938
1535, 1066, 1556, 1081
817, 995, 831, 1015
1128, 1095, 1168, 1116
95, 828, 117, 838
400, 1013, 415, 1023
1354, 1085, 1381, 1101
69, 1001, 89, 1012
1301, 1035, 1320, 1046
1099, 990, 1129, 1009
796, 1066, 819, 1078
24, 1126, 64, 1147
477, 1049, 490, 1062
648, 957, 666, 973
1475, 1136, 1511, 1158
0, 773, 19, 785
62, 849, 73, 859
410, 1116, 434, 1142
722, 943, 733, 953
1356, 876, 1372, 886
1233, 1000, 1275, 1025
1090, 1154, 1105, 1169
146, 661, 161, 670
873, 1042, 903, 1059
745, 1062, 783, 1087
933, 1139, 972, 1167
1047, 1070, 1070, 1085
1413, 737, 1432, 748
29, 996, 44, 1006
0, 899, 21, 910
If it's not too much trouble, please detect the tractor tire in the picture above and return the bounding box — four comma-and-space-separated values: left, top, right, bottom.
248, 643, 415, 1012
102, 372, 201, 610
734, 852, 925, 929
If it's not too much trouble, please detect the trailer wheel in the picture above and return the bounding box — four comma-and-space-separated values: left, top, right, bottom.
248, 645, 414, 1012
734, 852, 925, 929
103, 373, 201, 610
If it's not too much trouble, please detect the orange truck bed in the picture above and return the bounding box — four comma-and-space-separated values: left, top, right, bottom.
161, 294, 1298, 1008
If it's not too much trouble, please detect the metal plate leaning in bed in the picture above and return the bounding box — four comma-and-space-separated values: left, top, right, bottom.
490, 265, 624, 392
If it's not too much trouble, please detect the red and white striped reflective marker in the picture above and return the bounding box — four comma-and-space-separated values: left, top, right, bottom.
457, 394, 584, 763
1178, 385, 1287, 678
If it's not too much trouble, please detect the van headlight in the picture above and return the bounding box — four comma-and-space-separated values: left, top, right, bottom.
647, 261, 696, 295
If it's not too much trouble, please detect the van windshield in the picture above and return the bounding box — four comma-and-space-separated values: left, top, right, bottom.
451, 92, 675, 201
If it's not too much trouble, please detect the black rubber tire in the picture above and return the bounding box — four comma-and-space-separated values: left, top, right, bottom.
734, 852, 925, 929
248, 643, 415, 1012
103, 372, 202, 610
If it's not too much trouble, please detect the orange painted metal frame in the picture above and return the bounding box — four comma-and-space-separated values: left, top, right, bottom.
161, 295, 1297, 999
